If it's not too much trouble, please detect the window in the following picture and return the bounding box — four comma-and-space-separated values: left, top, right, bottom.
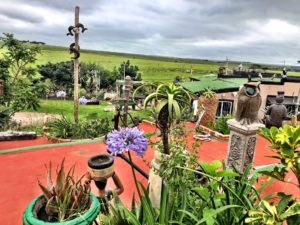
216, 100, 233, 117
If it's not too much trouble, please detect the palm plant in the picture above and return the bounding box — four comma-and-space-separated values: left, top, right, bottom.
134, 83, 191, 154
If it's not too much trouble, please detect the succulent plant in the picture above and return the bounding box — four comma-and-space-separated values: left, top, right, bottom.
38, 159, 91, 222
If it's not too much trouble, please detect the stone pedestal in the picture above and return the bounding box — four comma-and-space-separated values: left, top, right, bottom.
226, 119, 264, 173
148, 150, 164, 208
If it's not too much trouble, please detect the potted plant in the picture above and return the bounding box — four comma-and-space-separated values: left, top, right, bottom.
23, 159, 100, 225
88, 155, 114, 181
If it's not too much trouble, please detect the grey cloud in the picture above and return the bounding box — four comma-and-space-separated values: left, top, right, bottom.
0, 0, 300, 64
0, 6, 43, 23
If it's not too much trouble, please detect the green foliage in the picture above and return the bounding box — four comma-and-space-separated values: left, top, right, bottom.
0, 59, 10, 104
47, 116, 111, 139
118, 60, 142, 81
38, 61, 118, 97
175, 163, 271, 225
259, 125, 300, 187
38, 61, 73, 95
246, 193, 300, 225
38, 159, 91, 222
104, 183, 170, 225
0, 106, 12, 131
104, 160, 270, 225
0, 33, 41, 115
210, 115, 233, 135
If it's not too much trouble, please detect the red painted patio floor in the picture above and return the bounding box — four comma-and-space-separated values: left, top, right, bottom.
0, 122, 299, 224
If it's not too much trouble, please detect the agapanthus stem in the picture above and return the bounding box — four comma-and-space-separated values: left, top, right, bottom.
128, 151, 142, 198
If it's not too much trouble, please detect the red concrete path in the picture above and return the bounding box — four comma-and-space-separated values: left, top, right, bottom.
0, 122, 299, 224
0, 136, 51, 151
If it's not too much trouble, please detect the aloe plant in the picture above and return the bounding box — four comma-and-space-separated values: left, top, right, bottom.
134, 83, 191, 154
38, 159, 91, 222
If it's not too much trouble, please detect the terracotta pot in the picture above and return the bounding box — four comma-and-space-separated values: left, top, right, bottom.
88, 155, 114, 181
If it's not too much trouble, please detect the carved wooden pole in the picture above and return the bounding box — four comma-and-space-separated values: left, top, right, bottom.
67, 6, 87, 123
73, 6, 79, 123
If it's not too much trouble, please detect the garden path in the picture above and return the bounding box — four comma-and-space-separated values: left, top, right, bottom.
12, 112, 62, 126
0, 122, 299, 224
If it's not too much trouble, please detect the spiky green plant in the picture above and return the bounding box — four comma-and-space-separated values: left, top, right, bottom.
134, 83, 191, 154
38, 159, 91, 222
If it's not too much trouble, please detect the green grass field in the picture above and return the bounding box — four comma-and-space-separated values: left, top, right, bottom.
34, 45, 223, 82
1, 43, 300, 82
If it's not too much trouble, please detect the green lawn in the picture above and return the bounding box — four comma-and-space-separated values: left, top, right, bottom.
23, 99, 151, 122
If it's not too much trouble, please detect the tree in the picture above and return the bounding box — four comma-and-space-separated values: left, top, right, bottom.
0, 33, 41, 112
135, 83, 191, 154
39, 61, 118, 97
38, 61, 73, 95
118, 60, 142, 81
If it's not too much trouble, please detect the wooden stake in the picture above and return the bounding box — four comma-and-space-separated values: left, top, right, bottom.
123, 76, 132, 126
73, 6, 79, 123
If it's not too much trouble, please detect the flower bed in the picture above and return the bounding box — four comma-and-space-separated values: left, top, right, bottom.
43, 132, 105, 143
198, 125, 229, 141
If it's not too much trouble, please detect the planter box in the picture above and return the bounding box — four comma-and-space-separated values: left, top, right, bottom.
23, 193, 100, 225
44, 132, 105, 143
198, 125, 229, 141
0, 131, 37, 141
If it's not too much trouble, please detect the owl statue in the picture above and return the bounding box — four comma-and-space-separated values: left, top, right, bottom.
235, 82, 262, 125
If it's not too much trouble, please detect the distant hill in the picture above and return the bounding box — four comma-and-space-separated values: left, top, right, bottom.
1, 42, 299, 81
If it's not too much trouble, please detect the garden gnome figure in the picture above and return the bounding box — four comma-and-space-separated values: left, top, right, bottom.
265, 91, 288, 128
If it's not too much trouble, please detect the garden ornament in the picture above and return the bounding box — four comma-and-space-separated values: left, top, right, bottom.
235, 82, 262, 125
265, 91, 288, 128
87, 155, 124, 215
69, 43, 80, 59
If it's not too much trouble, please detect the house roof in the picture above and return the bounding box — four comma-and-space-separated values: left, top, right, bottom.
179, 74, 247, 93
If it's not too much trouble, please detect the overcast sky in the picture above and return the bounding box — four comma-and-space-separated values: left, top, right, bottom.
1, 0, 300, 65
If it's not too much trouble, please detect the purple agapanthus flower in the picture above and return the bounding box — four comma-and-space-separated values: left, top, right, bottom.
106, 127, 148, 157
79, 96, 88, 105
56, 90, 66, 98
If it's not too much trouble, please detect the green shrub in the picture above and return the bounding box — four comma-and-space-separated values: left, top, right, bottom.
47, 116, 111, 139
0, 106, 12, 131
79, 88, 87, 97
213, 115, 233, 135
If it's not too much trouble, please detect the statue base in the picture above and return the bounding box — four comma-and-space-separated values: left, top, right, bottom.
226, 119, 264, 173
